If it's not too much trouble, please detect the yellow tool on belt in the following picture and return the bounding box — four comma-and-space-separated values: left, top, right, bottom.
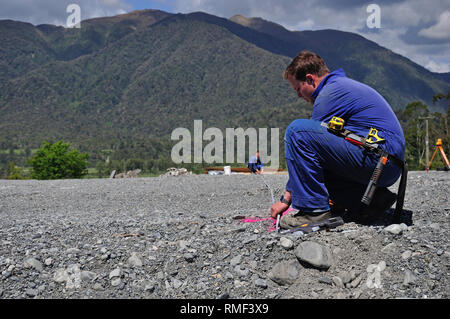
328, 117, 385, 144
328, 117, 345, 131
366, 128, 385, 144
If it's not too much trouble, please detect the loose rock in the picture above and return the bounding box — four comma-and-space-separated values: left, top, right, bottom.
294, 241, 333, 270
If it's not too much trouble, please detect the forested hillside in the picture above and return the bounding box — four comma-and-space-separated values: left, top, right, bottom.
0, 10, 448, 177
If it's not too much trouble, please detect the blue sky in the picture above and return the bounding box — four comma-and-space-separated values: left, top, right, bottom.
0, 0, 449, 73
125, 0, 174, 12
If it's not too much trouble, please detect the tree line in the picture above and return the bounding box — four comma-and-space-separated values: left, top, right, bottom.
1, 95, 448, 180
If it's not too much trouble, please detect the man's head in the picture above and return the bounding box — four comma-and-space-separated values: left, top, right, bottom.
283, 50, 330, 104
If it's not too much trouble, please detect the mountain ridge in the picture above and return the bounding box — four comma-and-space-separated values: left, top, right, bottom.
0, 9, 448, 169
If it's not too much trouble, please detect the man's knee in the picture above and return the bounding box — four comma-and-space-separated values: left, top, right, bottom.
285, 119, 323, 140
285, 119, 323, 153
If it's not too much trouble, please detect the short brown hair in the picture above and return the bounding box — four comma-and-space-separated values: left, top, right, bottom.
283, 50, 330, 81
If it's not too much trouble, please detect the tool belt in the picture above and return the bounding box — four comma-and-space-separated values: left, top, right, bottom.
322, 117, 408, 223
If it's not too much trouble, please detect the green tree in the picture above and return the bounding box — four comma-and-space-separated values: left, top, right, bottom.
7, 162, 24, 180
28, 141, 89, 180
96, 160, 111, 178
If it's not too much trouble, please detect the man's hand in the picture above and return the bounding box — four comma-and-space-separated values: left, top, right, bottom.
271, 190, 292, 219
271, 201, 289, 219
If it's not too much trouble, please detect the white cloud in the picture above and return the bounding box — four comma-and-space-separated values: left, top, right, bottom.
425, 59, 450, 72
418, 11, 450, 40
0, 0, 132, 26
170, 0, 450, 72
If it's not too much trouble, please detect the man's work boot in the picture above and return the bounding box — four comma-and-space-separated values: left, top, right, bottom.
280, 210, 331, 229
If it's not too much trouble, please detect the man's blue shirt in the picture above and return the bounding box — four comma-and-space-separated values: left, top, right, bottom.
248, 155, 263, 172
311, 69, 405, 159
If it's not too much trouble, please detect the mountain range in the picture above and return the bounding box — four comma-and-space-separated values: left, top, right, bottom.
0, 9, 448, 166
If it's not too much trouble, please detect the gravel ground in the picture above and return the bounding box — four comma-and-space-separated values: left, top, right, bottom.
0, 171, 448, 299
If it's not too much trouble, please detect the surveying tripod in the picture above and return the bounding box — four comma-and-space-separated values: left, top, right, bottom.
426, 139, 450, 172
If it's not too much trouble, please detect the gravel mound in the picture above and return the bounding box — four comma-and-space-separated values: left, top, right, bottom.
0, 171, 448, 299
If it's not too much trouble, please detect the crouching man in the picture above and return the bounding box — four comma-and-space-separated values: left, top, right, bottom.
271, 51, 405, 228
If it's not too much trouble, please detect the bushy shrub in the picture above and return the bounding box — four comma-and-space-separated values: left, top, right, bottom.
28, 141, 89, 180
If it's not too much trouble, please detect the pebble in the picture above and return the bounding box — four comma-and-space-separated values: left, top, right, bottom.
318, 277, 333, 285
25, 288, 38, 297
23, 258, 43, 272
234, 265, 250, 278
254, 278, 268, 289
403, 270, 417, 286
267, 259, 301, 286
80, 271, 97, 282
366, 261, 386, 289
402, 250, 412, 260
109, 268, 121, 279
383, 224, 408, 235
172, 278, 183, 289
127, 252, 143, 267
280, 237, 294, 250
111, 278, 121, 287
332, 276, 344, 288
230, 255, 242, 267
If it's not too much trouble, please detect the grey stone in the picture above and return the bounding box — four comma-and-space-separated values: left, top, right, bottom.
176, 240, 189, 251
230, 255, 242, 267
254, 278, 268, 289
234, 265, 250, 278
383, 223, 408, 235
44, 258, 53, 266
53, 268, 69, 283
338, 271, 357, 284
109, 268, 121, 279
280, 237, 294, 250
24, 258, 43, 272
403, 270, 417, 286
25, 288, 38, 297
402, 250, 412, 260
350, 275, 363, 288
294, 241, 333, 270
111, 278, 121, 287
66, 248, 81, 255
318, 276, 333, 285
172, 278, 183, 289
243, 234, 258, 244
332, 276, 344, 288
80, 271, 97, 282
127, 252, 143, 267
267, 259, 301, 286
93, 283, 104, 291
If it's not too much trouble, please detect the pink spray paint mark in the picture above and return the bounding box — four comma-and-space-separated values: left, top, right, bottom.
240, 207, 295, 232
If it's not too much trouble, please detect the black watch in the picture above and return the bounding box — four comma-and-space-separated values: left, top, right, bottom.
280, 194, 291, 205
